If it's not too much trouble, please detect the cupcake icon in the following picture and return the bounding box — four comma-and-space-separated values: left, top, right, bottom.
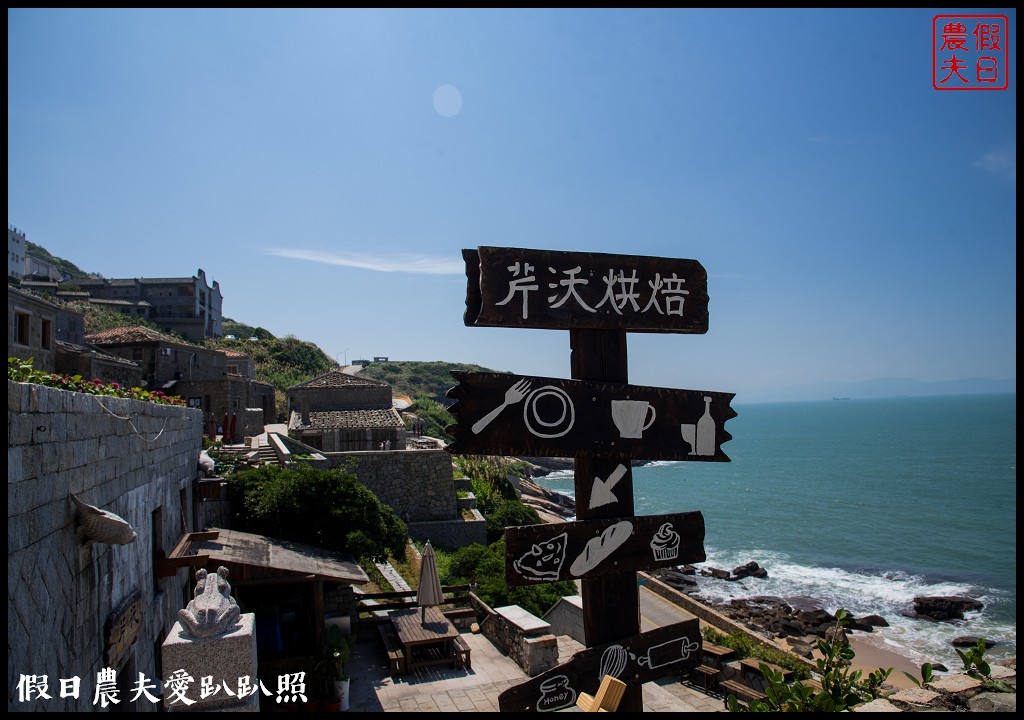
650, 522, 681, 561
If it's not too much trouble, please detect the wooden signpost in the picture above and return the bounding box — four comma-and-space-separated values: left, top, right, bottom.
504, 512, 705, 586
448, 246, 735, 712
446, 372, 736, 461
463, 247, 709, 333
497, 619, 702, 712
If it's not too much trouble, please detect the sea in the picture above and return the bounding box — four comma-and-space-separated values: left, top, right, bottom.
535, 393, 1017, 670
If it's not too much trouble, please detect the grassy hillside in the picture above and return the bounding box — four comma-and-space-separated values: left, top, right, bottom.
359, 360, 509, 441
24, 241, 96, 280
358, 360, 507, 405
205, 331, 335, 421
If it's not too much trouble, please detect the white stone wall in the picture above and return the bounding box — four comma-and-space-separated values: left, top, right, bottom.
7, 380, 203, 712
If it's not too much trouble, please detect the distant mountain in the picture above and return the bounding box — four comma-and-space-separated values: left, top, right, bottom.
737, 377, 1016, 404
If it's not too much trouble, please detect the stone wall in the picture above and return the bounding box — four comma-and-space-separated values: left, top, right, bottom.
407, 515, 487, 552
322, 449, 457, 523
472, 598, 559, 677
8, 380, 202, 712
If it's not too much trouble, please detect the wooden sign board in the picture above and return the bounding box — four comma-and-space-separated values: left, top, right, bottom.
498, 619, 701, 712
463, 247, 709, 333
105, 589, 143, 669
445, 371, 736, 461
505, 512, 705, 586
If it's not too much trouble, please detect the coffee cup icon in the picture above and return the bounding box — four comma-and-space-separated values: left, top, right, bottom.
611, 400, 656, 439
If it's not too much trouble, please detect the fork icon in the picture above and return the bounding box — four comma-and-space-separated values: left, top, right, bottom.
472, 379, 533, 434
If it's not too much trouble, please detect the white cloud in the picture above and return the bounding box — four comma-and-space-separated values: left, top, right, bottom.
262, 248, 465, 275
974, 144, 1016, 182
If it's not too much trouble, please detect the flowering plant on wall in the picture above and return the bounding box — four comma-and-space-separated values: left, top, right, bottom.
8, 357, 186, 406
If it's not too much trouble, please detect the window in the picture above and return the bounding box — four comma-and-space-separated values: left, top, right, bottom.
41, 319, 52, 350
13, 312, 30, 344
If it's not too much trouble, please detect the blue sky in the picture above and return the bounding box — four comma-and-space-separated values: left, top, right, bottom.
8, 9, 1016, 402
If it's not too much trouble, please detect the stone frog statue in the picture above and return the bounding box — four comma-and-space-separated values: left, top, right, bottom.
179, 566, 241, 638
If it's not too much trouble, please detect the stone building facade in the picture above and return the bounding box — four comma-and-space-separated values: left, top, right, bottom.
66, 269, 223, 341
8, 286, 64, 371
85, 326, 275, 428
7, 380, 202, 712
287, 370, 405, 451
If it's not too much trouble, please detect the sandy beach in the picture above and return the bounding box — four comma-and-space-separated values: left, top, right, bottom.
847, 636, 922, 690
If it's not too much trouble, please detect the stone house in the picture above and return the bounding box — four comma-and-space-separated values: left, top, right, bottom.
85, 326, 276, 433
8, 285, 88, 372
287, 370, 405, 451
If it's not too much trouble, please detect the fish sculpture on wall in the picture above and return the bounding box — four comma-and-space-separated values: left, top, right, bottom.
71, 494, 138, 547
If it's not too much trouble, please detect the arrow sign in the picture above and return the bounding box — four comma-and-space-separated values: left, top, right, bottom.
505, 512, 705, 586
463, 246, 709, 333
498, 619, 701, 712
445, 372, 736, 461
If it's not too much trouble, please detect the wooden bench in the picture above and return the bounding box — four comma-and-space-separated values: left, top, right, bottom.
577, 675, 627, 712
453, 635, 472, 669
378, 623, 406, 674
719, 679, 767, 707
689, 664, 720, 692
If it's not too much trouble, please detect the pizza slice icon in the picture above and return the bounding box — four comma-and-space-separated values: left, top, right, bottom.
513, 531, 568, 582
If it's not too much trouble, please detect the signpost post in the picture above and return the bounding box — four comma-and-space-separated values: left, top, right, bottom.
448, 246, 735, 712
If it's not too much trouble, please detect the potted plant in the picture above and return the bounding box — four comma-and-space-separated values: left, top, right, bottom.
325, 626, 354, 711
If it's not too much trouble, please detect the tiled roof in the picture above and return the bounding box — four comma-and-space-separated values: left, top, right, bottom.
88, 298, 152, 307
289, 408, 404, 431
219, 349, 249, 358
288, 370, 390, 391
85, 325, 199, 348
141, 277, 197, 285
8, 285, 62, 310
56, 340, 141, 367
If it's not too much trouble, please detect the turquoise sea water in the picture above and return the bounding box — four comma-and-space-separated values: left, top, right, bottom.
536, 393, 1016, 669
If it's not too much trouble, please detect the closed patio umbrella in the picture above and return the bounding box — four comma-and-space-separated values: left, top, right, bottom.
416, 540, 445, 626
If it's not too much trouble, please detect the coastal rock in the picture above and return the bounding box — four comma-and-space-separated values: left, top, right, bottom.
910, 596, 984, 622
731, 561, 768, 579
515, 477, 576, 520
658, 569, 699, 591
701, 567, 732, 580
953, 636, 997, 648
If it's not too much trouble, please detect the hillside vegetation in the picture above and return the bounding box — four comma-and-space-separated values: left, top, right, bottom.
359, 360, 508, 405
360, 360, 509, 440
205, 332, 335, 421
25, 240, 95, 280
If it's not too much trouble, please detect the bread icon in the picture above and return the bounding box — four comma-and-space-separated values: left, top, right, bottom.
569, 520, 633, 576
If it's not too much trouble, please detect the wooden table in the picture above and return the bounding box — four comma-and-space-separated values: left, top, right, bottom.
388, 607, 461, 673
702, 642, 736, 667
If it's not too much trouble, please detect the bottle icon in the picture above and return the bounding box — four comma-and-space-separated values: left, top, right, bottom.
696, 396, 715, 456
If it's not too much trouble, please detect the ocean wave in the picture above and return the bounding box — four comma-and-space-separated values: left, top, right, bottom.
689, 551, 1015, 668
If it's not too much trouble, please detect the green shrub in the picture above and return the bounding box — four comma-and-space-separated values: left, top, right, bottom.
444, 540, 575, 618
228, 463, 407, 562
725, 609, 887, 712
